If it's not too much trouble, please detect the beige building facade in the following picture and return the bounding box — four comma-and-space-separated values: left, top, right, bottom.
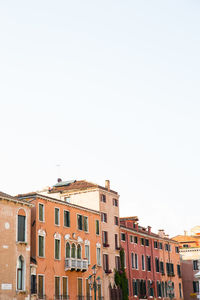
0, 191, 32, 300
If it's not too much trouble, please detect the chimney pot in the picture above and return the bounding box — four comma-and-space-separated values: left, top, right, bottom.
105, 180, 110, 191
57, 178, 62, 183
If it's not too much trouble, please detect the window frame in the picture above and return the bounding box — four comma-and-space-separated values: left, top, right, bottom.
54, 238, 61, 260
54, 207, 60, 226
63, 210, 70, 228
38, 234, 45, 258
38, 203, 45, 222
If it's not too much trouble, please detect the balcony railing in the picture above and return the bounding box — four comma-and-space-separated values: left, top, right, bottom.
65, 258, 88, 271
54, 295, 70, 300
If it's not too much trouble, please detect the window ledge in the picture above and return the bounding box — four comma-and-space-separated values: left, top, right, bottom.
16, 241, 27, 245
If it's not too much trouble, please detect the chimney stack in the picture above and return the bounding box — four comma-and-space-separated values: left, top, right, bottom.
57, 178, 62, 183
148, 226, 151, 234
105, 180, 110, 191
158, 229, 165, 238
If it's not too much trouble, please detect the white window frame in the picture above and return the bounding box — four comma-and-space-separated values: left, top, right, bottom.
77, 277, 83, 297
54, 276, 61, 297
135, 253, 138, 270
131, 252, 134, 269
38, 233, 45, 258
85, 244, 90, 264
16, 208, 27, 243
62, 276, 68, 298
55, 207, 60, 226
38, 203, 45, 222
63, 210, 70, 228
97, 247, 101, 266
16, 255, 26, 291
142, 254, 145, 271
54, 238, 61, 260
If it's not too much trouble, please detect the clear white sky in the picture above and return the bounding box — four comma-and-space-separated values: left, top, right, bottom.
0, 1, 200, 237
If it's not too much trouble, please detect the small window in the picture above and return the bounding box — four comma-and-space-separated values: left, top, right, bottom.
141, 238, 144, 246
193, 281, 199, 293
121, 233, 126, 241
179, 283, 182, 298
159, 242, 163, 249
85, 245, 90, 264
103, 231, 108, 245
17, 255, 25, 290
154, 241, 158, 248
38, 235, 44, 257
97, 247, 101, 266
18, 214, 26, 242
113, 198, 118, 206
134, 236, 138, 244
77, 244, 82, 259
65, 242, 70, 258
155, 258, 159, 272
39, 204, 44, 222
64, 210, 70, 227
165, 244, 169, 251
114, 216, 119, 225
193, 260, 198, 270
55, 208, 60, 226
77, 214, 88, 232
71, 243, 76, 258
130, 235, 133, 243
183, 244, 189, 248
175, 246, 179, 253
142, 255, 145, 271
131, 253, 134, 268
84, 216, 88, 232
101, 194, 106, 202
101, 213, 107, 223
96, 220, 100, 235
135, 254, 138, 269
147, 256, 151, 271
145, 239, 149, 246
55, 239, 60, 260
63, 277, 68, 299
55, 277, 60, 299
38, 275, 44, 298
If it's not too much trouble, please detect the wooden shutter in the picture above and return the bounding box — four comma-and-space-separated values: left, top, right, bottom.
63, 277, 68, 297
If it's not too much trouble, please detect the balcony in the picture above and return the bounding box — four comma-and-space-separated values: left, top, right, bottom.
167, 272, 175, 277
65, 258, 88, 272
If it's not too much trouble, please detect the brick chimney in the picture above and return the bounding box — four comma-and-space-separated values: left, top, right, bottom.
158, 229, 165, 238
148, 226, 151, 234
105, 180, 110, 191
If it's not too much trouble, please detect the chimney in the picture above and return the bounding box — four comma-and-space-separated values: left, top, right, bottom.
148, 226, 151, 234
184, 230, 187, 236
57, 178, 62, 183
105, 180, 110, 191
158, 229, 165, 238
135, 223, 139, 231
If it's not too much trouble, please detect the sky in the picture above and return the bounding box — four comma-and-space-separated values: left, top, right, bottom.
0, 0, 200, 237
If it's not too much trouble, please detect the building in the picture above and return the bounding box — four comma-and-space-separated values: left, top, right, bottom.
17, 192, 103, 300
120, 217, 183, 300
0, 191, 32, 300
173, 227, 200, 300
41, 179, 121, 300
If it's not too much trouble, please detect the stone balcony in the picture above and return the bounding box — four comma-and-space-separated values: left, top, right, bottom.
65, 258, 88, 272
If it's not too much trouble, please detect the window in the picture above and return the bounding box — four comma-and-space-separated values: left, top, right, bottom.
96, 220, 100, 235
147, 256, 151, 271
121, 233, 126, 241
115, 256, 120, 271
135, 254, 138, 269
193, 281, 199, 293
157, 281, 162, 297
17, 256, 25, 290
142, 255, 145, 271
160, 261, 164, 274
193, 260, 198, 270
38, 275, 44, 298
101, 194, 106, 202
77, 244, 82, 259
55, 239, 60, 260
145, 239, 149, 246
133, 279, 138, 296
39, 203, 44, 222
103, 254, 109, 272
78, 278, 83, 297
77, 214, 88, 232
18, 214, 26, 242
131, 253, 134, 268
165, 244, 169, 251
71, 243, 76, 258
141, 238, 144, 245
55, 277, 60, 299
114, 216, 119, 225
65, 242, 70, 258
113, 198, 118, 206
134, 236, 138, 244
38, 235, 45, 257
166, 263, 174, 276
64, 210, 70, 227
179, 283, 182, 298
31, 275, 36, 294
148, 281, 154, 296
130, 235, 133, 243
183, 244, 189, 248
55, 208, 60, 225
103, 231, 108, 245
85, 245, 90, 264
63, 277, 68, 299
154, 241, 158, 248
159, 242, 163, 249
177, 264, 181, 277
175, 246, 179, 253
101, 213, 107, 223
115, 234, 119, 249
97, 247, 101, 266
155, 258, 159, 272
86, 279, 91, 298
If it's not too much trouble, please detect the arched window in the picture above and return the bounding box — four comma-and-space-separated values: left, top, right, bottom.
66, 242, 70, 258
77, 244, 81, 259
71, 243, 76, 258
17, 209, 26, 242
17, 255, 25, 290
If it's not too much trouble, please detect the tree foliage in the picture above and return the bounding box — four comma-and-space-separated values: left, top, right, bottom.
114, 248, 129, 300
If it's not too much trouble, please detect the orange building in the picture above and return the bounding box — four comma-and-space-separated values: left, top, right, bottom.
17, 192, 103, 300
0, 191, 32, 300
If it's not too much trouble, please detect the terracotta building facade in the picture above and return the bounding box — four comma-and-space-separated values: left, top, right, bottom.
0, 191, 32, 300
17, 192, 103, 300
41, 179, 121, 300
120, 217, 183, 300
